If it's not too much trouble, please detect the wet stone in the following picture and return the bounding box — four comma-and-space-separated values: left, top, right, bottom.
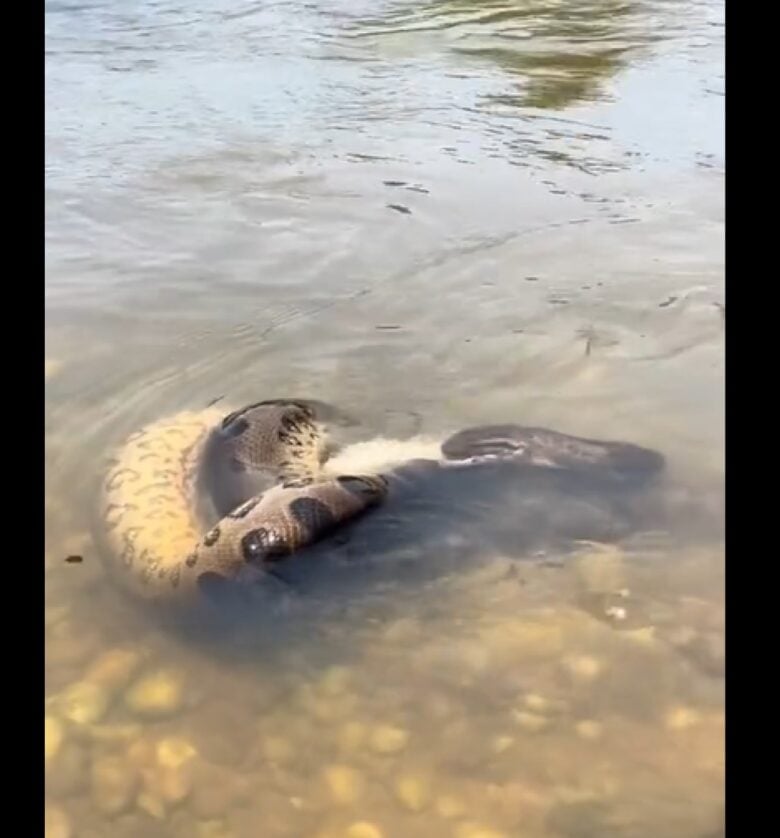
92, 755, 139, 816
125, 669, 185, 719
46, 741, 89, 797
45, 804, 72, 838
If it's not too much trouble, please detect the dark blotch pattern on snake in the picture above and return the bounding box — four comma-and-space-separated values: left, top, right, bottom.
98, 401, 664, 605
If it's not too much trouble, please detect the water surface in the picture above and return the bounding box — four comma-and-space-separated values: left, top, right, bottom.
45, 1, 724, 836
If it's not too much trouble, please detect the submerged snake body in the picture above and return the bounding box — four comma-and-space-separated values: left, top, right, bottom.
99, 400, 664, 605
100, 401, 388, 603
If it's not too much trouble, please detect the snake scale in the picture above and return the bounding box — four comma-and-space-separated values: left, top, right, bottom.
98, 399, 665, 606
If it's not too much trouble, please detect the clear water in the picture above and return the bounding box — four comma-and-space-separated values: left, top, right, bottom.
45, 1, 724, 836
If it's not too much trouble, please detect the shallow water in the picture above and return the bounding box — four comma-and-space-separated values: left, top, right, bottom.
45, 1, 724, 836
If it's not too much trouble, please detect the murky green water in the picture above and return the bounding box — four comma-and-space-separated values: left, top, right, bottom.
45, 1, 724, 836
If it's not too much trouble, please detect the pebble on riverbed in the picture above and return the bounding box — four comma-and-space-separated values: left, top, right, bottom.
562, 654, 604, 682
189, 761, 251, 820
137, 790, 167, 820
523, 693, 552, 713
512, 710, 549, 733
46, 618, 101, 668
317, 666, 354, 697
369, 725, 409, 755
664, 705, 702, 730
194, 818, 234, 838
85, 647, 145, 694
262, 734, 296, 764
455, 823, 508, 838
346, 822, 384, 838
46, 741, 89, 797
91, 754, 139, 816
45, 804, 71, 838
87, 723, 143, 745
435, 794, 466, 819
337, 721, 368, 753
299, 686, 358, 723
477, 614, 569, 662
394, 773, 431, 812
58, 679, 111, 726
491, 735, 515, 754
323, 764, 365, 804
575, 720, 603, 741
154, 737, 198, 804
45, 716, 64, 762
125, 669, 185, 719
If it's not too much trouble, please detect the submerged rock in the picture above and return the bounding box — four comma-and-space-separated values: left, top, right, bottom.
368, 725, 409, 755
435, 794, 466, 819
395, 773, 430, 812
337, 721, 368, 753
664, 705, 702, 731
88, 723, 143, 745
190, 761, 251, 820
58, 680, 111, 725
455, 824, 508, 838
137, 791, 167, 820
125, 669, 185, 719
323, 764, 365, 805
157, 737, 198, 769
86, 648, 145, 694
347, 821, 383, 838
317, 666, 354, 697
45, 359, 63, 380
45, 716, 64, 762
262, 735, 296, 764
154, 737, 198, 804
92, 755, 139, 816
346, 823, 384, 838
46, 741, 89, 797
574, 720, 603, 741
44, 804, 71, 838
512, 710, 549, 733
562, 655, 604, 683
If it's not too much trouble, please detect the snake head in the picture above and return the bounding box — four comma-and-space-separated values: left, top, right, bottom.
187, 474, 389, 598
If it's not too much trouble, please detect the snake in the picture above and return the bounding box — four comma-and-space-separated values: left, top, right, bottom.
97, 398, 665, 607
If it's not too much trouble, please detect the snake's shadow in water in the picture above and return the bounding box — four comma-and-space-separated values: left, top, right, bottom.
175, 454, 668, 652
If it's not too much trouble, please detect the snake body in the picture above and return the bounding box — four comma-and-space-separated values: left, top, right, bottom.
98, 399, 664, 606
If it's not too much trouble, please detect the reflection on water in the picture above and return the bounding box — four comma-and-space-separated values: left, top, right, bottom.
353, 0, 657, 109
46, 0, 723, 835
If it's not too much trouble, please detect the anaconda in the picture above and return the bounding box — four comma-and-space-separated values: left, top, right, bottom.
98, 399, 664, 606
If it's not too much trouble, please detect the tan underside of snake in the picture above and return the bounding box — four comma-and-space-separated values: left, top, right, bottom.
99, 407, 440, 604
